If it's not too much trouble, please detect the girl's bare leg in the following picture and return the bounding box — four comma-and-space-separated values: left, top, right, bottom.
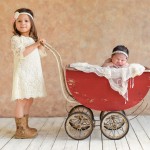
15, 99, 27, 118
24, 98, 33, 115
23, 98, 37, 132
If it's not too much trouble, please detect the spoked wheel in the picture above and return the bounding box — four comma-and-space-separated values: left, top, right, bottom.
100, 111, 126, 120
65, 112, 94, 140
69, 105, 94, 120
100, 112, 129, 140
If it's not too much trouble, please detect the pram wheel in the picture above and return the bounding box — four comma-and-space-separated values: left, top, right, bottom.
100, 111, 126, 120
65, 112, 94, 140
100, 112, 129, 140
69, 105, 94, 120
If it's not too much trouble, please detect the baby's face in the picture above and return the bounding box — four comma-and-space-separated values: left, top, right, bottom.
111, 53, 128, 67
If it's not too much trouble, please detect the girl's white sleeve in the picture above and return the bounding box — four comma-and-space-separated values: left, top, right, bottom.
39, 47, 47, 58
11, 36, 25, 59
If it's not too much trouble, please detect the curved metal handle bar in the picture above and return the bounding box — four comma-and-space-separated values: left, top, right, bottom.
44, 43, 77, 103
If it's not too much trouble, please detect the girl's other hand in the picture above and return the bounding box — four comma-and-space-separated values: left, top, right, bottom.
39, 39, 46, 46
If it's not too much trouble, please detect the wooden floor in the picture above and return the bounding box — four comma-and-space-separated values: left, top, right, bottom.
0, 116, 150, 150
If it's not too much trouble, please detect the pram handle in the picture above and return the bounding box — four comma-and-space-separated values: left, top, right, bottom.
43, 43, 76, 103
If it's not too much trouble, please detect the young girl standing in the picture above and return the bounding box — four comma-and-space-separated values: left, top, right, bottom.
11, 8, 47, 138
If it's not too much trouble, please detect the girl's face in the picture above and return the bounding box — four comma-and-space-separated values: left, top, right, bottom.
111, 53, 128, 67
15, 14, 31, 36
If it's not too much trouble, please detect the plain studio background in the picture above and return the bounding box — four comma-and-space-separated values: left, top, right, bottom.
0, 0, 150, 117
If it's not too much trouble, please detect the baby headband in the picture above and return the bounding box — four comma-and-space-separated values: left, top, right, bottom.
112, 50, 128, 58
14, 11, 34, 20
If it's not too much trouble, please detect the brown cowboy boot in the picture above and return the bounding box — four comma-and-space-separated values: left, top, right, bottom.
24, 114, 37, 133
14, 117, 37, 139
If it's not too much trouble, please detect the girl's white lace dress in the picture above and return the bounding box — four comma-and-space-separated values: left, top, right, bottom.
11, 35, 47, 101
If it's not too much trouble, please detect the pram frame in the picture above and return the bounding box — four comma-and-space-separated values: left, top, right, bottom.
44, 43, 150, 140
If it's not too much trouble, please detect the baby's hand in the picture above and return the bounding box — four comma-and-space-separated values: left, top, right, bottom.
102, 62, 114, 67
104, 58, 112, 63
145, 66, 150, 70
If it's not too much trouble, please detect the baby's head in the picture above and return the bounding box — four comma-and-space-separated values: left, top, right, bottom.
111, 45, 129, 67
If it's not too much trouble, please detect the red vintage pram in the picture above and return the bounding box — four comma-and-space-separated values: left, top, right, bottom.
44, 43, 150, 140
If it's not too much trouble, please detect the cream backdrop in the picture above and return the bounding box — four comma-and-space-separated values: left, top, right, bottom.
0, 0, 150, 117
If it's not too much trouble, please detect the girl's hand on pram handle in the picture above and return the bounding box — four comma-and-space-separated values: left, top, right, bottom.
38, 39, 47, 58
39, 39, 46, 46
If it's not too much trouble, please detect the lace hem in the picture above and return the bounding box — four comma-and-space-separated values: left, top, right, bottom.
11, 94, 47, 101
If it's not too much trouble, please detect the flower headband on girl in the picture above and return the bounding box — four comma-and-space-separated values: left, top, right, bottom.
112, 50, 128, 58
14, 11, 34, 20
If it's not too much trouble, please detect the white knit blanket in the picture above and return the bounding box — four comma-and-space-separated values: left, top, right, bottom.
70, 63, 145, 102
